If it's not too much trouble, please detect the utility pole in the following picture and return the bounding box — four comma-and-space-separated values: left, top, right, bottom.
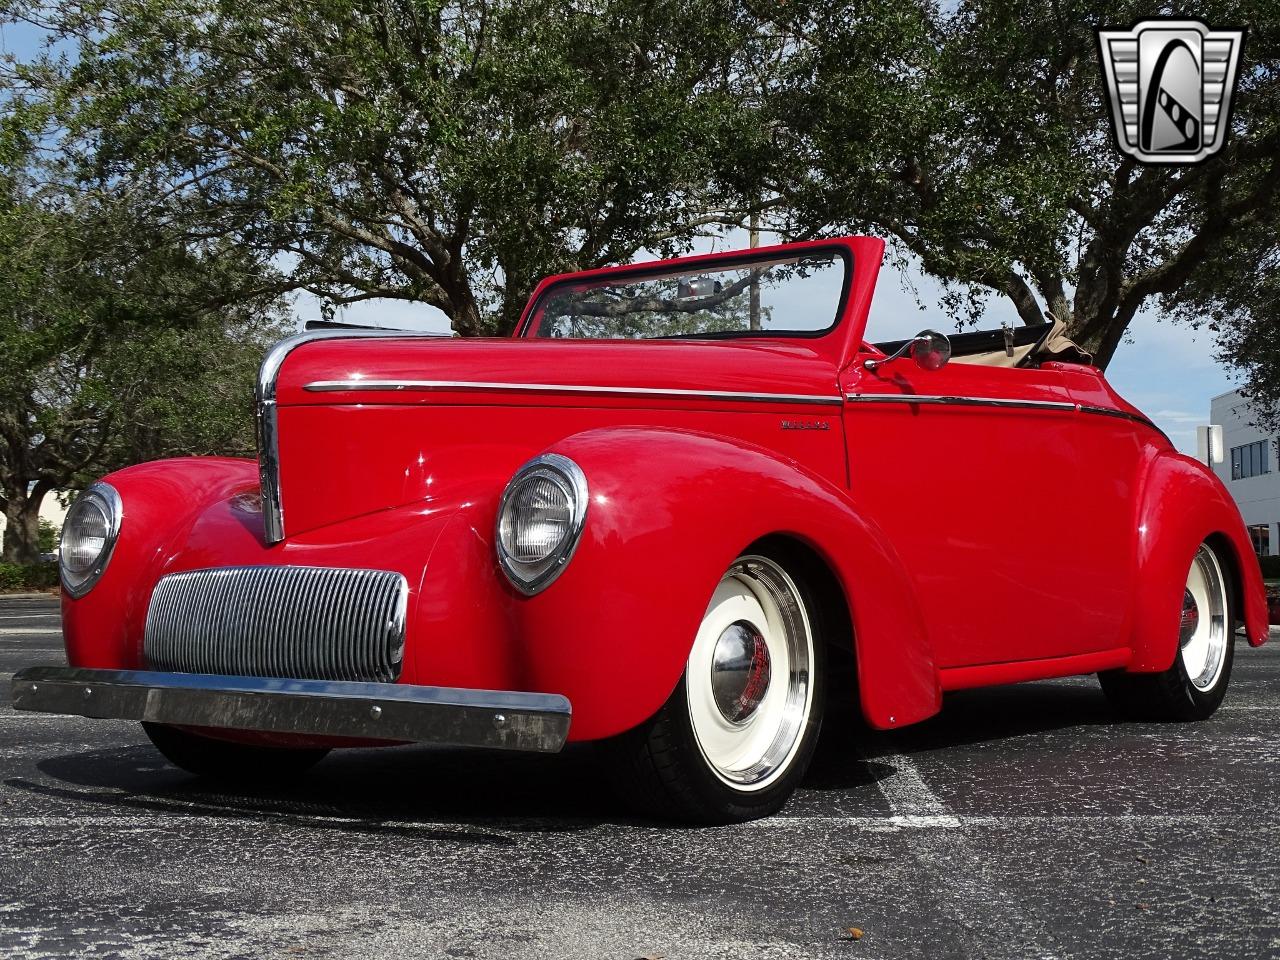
749, 210, 761, 331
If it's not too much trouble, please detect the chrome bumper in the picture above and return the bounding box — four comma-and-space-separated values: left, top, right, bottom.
10, 666, 571, 753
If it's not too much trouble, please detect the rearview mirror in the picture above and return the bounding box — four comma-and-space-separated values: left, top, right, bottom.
865, 329, 952, 372
676, 277, 722, 299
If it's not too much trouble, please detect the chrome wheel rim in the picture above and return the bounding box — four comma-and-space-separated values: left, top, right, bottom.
686, 556, 815, 792
1179, 545, 1228, 692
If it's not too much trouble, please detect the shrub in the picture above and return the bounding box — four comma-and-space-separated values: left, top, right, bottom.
24, 562, 59, 589
0, 562, 58, 592
0, 564, 23, 591
37, 519, 59, 554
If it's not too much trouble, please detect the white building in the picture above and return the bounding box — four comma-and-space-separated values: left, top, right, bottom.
1211, 389, 1279, 557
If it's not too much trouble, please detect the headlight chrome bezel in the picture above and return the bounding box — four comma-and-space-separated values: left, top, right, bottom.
496, 453, 588, 596
59, 481, 123, 599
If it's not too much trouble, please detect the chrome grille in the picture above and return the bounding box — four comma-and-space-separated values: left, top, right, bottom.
144, 566, 408, 683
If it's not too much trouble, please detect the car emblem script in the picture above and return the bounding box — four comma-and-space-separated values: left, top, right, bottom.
1097, 18, 1245, 164
780, 419, 830, 431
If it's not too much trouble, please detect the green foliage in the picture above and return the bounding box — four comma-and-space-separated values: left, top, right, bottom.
14, 0, 776, 335
0, 563, 22, 591
0, 562, 57, 591
1172, 217, 1280, 429
768, 0, 1280, 375
0, 99, 289, 561
36, 519, 57, 554
3, 0, 1279, 426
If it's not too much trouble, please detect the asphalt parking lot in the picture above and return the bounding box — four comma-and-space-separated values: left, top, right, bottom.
0, 594, 1277, 960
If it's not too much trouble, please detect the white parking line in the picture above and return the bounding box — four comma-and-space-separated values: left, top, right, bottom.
0, 628, 62, 637
871, 751, 958, 821
0, 713, 130, 724
752, 813, 1239, 833
1225, 704, 1280, 711
857, 741, 1061, 958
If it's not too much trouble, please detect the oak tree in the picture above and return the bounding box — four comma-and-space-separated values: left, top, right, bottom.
13, 0, 776, 335
0, 116, 287, 562
768, 0, 1279, 378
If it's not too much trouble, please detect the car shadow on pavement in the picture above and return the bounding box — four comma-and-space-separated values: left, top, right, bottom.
12, 741, 631, 835
877, 678, 1122, 756
8, 679, 1123, 830
16, 733, 899, 830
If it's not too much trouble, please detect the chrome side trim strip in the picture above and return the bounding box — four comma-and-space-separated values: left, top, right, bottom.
844, 393, 1168, 439
11, 665, 572, 753
303, 379, 845, 406
255, 330, 439, 544
1077, 404, 1170, 442
844, 394, 1077, 411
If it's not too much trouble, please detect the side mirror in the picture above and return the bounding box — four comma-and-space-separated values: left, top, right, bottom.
865, 329, 951, 372
909, 330, 951, 371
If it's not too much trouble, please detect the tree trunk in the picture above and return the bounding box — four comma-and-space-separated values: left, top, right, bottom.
2, 484, 46, 565
449, 286, 488, 338
494, 267, 541, 337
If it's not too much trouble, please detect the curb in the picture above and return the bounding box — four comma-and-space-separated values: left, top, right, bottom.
0, 592, 57, 600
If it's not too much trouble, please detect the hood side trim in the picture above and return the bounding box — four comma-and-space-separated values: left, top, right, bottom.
302, 379, 844, 406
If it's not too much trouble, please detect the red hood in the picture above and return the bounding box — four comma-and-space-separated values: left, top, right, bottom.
264, 336, 849, 539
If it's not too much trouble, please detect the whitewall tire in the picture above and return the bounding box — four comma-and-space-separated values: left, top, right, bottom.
608, 547, 827, 823
1100, 542, 1236, 721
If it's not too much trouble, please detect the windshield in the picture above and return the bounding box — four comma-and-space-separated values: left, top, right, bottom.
525, 250, 848, 340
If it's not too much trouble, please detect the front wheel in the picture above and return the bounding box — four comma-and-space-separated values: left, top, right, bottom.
1099, 542, 1236, 721
608, 550, 826, 823
143, 722, 330, 782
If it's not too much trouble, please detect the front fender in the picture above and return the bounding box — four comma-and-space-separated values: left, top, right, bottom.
62, 437, 942, 744
61, 458, 260, 670
515, 427, 940, 739
1130, 451, 1270, 672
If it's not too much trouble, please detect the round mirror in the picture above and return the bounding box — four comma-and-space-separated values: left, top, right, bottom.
910, 330, 951, 371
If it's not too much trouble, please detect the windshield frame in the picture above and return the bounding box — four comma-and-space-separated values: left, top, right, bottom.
517, 242, 854, 342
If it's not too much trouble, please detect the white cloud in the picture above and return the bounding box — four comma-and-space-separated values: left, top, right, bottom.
290, 290, 451, 334
1151, 409, 1209, 424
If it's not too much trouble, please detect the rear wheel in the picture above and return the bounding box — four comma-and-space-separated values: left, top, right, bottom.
609, 549, 826, 823
1099, 542, 1235, 721
143, 722, 330, 782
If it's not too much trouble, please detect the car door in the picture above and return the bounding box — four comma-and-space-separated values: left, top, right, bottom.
841, 357, 1098, 669
1054, 364, 1150, 644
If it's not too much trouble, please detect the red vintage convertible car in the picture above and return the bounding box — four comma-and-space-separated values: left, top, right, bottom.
13, 237, 1270, 823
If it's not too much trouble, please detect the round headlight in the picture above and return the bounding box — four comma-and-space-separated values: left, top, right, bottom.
496, 454, 588, 595
60, 482, 122, 598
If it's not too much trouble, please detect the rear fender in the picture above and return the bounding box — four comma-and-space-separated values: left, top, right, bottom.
519, 427, 940, 739
1130, 451, 1269, 672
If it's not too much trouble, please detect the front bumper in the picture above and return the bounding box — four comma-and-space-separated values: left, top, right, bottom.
10, 666, 571, 753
